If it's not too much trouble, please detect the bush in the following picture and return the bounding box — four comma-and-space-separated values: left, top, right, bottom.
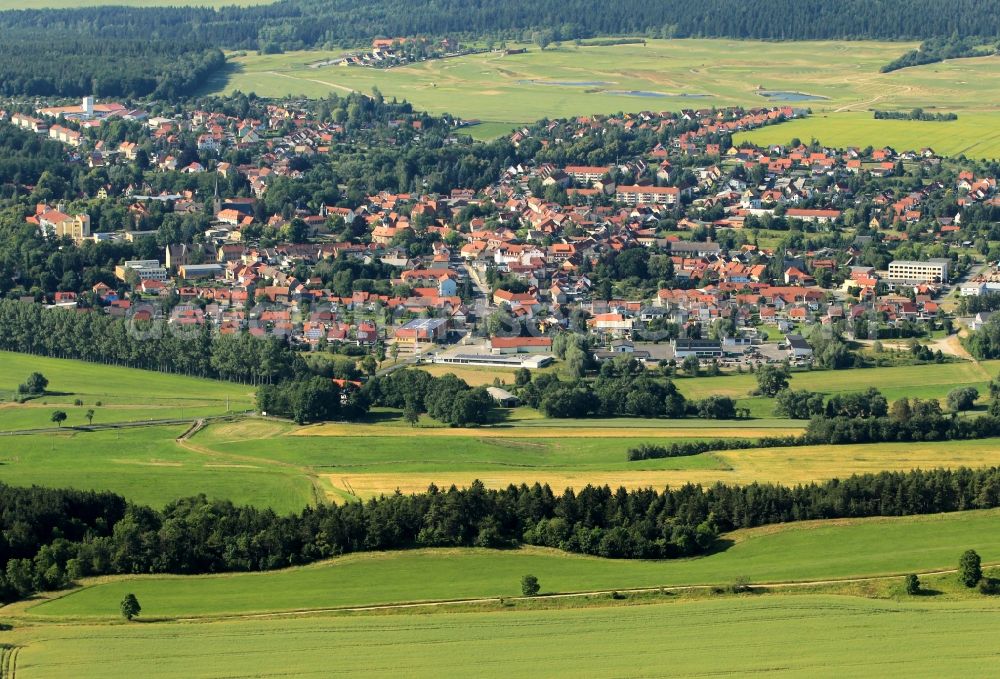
904, 573, 920, 595
959, 549, 983, 587
729, 576, 752, 594
521, 574, 540, 596
978, 577, 1000, 595
17, 372, 48, 396
947, 387, 979, 412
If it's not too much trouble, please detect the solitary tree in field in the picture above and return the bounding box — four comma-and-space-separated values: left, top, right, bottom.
904, 574, 920, 595
959, 550, 983, 588
403, 398, 420, 427
521, 574, 540, 597
50, 410, 67, 427
755, 365, 789, 397
85, 409, 95, 426
120, 593, 141, 621
947, 387, 979, 413
18, 372, 48, 396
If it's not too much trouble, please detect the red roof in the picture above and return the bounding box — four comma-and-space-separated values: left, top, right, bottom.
490, 336, 552, 349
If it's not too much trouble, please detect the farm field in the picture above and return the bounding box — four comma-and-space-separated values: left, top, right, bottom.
210, 40, 1000, 156
24, 509, 1000, 619
417, 362, 521, 385
4, 356, 1000, 505
196, 415, 812, 498
0, 426, 314, 513
288, 434, 1000, 497
0, 351, 254, 430
677, 359, 1000, 414
735, 110, 1000, 161
191, 409, 1000, 498
8, 595, 1000, 678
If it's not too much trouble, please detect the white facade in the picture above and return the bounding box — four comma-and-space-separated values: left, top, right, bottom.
887, 259, 949, 284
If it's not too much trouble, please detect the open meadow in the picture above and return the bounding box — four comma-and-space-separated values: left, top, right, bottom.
734, 110, 1000, 161
210, 39, 1000, 156
0, 351, 254, 430
7, 594, 1000, 678
6, 356, 1000, 675
22, 509, 1000, 619
677, 359, 1000, 415
6, 355, 1000, 505
0, 426, 314, 513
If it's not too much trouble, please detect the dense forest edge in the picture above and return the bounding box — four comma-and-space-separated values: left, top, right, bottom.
1, 1, 1000, 97
5, 466, 1000, 604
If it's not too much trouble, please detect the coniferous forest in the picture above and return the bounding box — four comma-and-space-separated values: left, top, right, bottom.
5, 466, 1000, 602
0, 0, 998, 98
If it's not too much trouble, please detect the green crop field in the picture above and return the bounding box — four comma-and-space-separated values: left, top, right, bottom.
195, 416, 807, 498
677, 359, 1000, 415
26, 509, 1000, 619
4, 356, 1000, 505
735, 110, 1000, 160
0, 351, 254, 430
7, 595, 1000, 678
210, 39, 1000, 156
0, 426, 314, 512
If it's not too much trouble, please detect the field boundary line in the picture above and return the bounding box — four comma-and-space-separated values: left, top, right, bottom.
81, 561, 998, 625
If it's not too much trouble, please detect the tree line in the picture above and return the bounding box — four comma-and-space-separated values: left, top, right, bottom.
1, 0, 998, 99
873, 109, 959, 122
363, 369, 497, 426
0, 37, 223, 99
3, 0, 997, 53
257, 375, 370, 424
629, 391, 1000, 460
514, 367, 741, 419
9, 465, 1000, 601
0, 298, 301, 385
880, 36, 998, 73
963, 314, 1000, 359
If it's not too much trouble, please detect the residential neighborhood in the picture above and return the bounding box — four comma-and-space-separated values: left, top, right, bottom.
1, 94, 997, 375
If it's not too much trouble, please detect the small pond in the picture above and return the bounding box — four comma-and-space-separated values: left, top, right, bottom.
758, 90, 828, 102
606, 90, 710, 98
517, 80, 613, 86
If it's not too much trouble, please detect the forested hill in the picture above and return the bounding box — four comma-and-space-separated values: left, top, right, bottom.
0, 0, 996, 98
1, 0, 999, 50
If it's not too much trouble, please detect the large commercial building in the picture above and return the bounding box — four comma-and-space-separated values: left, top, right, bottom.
37, 208, 91, 243
671, 338, 724, 359
115, 260, 168, 282
615, 185, 680, 206
887, 259, 950, 284
394, 317, 449, 345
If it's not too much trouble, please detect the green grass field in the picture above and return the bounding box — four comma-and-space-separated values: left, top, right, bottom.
4, 355, 1000, 506
195, 416, 808, 498
0, 426, 313, 513
27, 509, 1000, 619
735, 110, 1000, 160
6, 352, 1000, 676
0, 351, 254, 430
211, 39, 1000, 155
8, 595, 1000, 678
677, 360, 1000, 415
